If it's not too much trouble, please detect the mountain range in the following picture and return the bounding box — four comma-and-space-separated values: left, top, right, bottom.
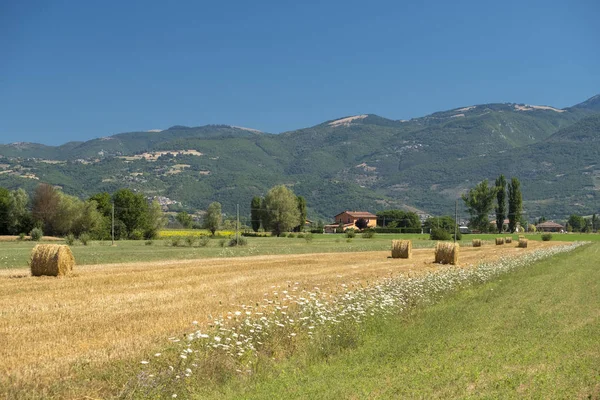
1, 94, 599, 221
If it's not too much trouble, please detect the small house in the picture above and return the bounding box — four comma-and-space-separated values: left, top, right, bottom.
536, 221, 565, 232
324, 211, 377, 233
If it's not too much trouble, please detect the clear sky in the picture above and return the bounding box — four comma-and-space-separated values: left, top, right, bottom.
1, 0, 599, 145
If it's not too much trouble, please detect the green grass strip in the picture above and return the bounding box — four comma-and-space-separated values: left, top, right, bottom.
207, 243, 600, 399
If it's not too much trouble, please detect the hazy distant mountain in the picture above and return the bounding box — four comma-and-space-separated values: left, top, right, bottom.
0, 95, 598, 220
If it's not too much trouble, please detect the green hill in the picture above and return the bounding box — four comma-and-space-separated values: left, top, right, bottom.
0, 95, 599, 221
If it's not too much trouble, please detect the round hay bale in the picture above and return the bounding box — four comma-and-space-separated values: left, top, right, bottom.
434, 242, 459, 265
518, 238, 528, 248
505, 237, 513, 243
472, 239, 482, 247
495, 237, 505, 245
30, 244, 75, 277
391, 240, 412, 259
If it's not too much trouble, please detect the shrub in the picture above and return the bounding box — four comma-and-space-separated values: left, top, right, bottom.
219, 238, 226, 247
29, 228, 43, 241
304, 233, 313, 243
346, 238, 353, 243
345, 229, 356, 238
185, 236, 197, 247
287, 233, 296, 238
199, 235, 210, 247
310, 229, 324, 234
129, 229, 144, 240
18, 233, 26, 241
296, 232, 305, 239
145, 240, 153, 246
65, 233, 76, 246
170, 237, 182, 247
362, 229, 376, 239
430, 227, 451, 241
79, 232, 91, 246
453, 231, 462, 241
541, 233, 552, 241
229, 236, 248, 247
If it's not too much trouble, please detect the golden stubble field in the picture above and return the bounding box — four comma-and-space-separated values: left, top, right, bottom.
0, 241, 562, 394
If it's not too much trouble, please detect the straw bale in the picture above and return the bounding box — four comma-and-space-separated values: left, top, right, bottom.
434, 242, 459, 265
30, 244, 75, 277
505, 237, 513, 243
495, 237, 505, 245
472, 239, 482, 247
518, 238, 528, 248
391, 240, 412, 259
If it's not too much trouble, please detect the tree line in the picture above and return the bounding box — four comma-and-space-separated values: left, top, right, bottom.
462, 175, 522, 233
0, 183, 165, 239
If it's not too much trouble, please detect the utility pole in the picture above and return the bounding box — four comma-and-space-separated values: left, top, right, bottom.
236, 204, 239, 241
111, 202, 115, 246
454, 200, 458, 243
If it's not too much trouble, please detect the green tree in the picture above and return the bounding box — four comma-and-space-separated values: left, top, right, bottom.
250, 196, 262, 232
462, 179, 497, 232
424, 216, 458, 236
203, 202, 222, 235
295, 196, 307, 232
495, 174, 507, 233
112, 189, 149, 238
567, 214, 585, 232
7, 188, 32, 235
176, 211, 193, 228
145, 200, 166, 239
376, 210, 421, 229
89, 192, 112, 217
507, 177, 523, 233
0, 187, 10, 235
592, 214, 599, 232
262, 185, 301, 237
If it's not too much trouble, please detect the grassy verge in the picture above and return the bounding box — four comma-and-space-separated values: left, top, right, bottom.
183, 243, 600, 399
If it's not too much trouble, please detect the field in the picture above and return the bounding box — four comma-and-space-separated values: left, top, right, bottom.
217, 243, 600, 399
0, 238, 567, 398
2, 232, 597, 270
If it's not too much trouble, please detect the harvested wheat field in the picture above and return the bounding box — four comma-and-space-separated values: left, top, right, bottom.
0, 240, 562, 395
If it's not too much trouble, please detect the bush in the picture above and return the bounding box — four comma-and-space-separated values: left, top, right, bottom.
170, 237, 182, 247
185, 236, 197, 247
228, 236, 248, 247
219, 238, 226, 247
304, 233, 314, 243
297, 232, 305, 239
145, 240, 153, 246
373, 227, 422, 234
430, 227, 451, 241
345, 229, 356, 238
453, 231, 462, 241
198, 235, 210, 247
129, 229, 144, 240
541, 233, 553, 241
29, 228, 43, 241
310, 229, 324, 234
65, 233, 76, 246
18, 233, 26, 241
362, 229, 376, 239
79, 232, 91, 246
287, 233, 296, 238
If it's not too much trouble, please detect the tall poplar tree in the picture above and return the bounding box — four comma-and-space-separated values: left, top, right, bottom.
250, 196, 262, 232
495, 174, 507, 233
508, 177, 522, 233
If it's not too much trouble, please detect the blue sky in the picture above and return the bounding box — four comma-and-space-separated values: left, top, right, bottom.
1, 0, 599, 145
